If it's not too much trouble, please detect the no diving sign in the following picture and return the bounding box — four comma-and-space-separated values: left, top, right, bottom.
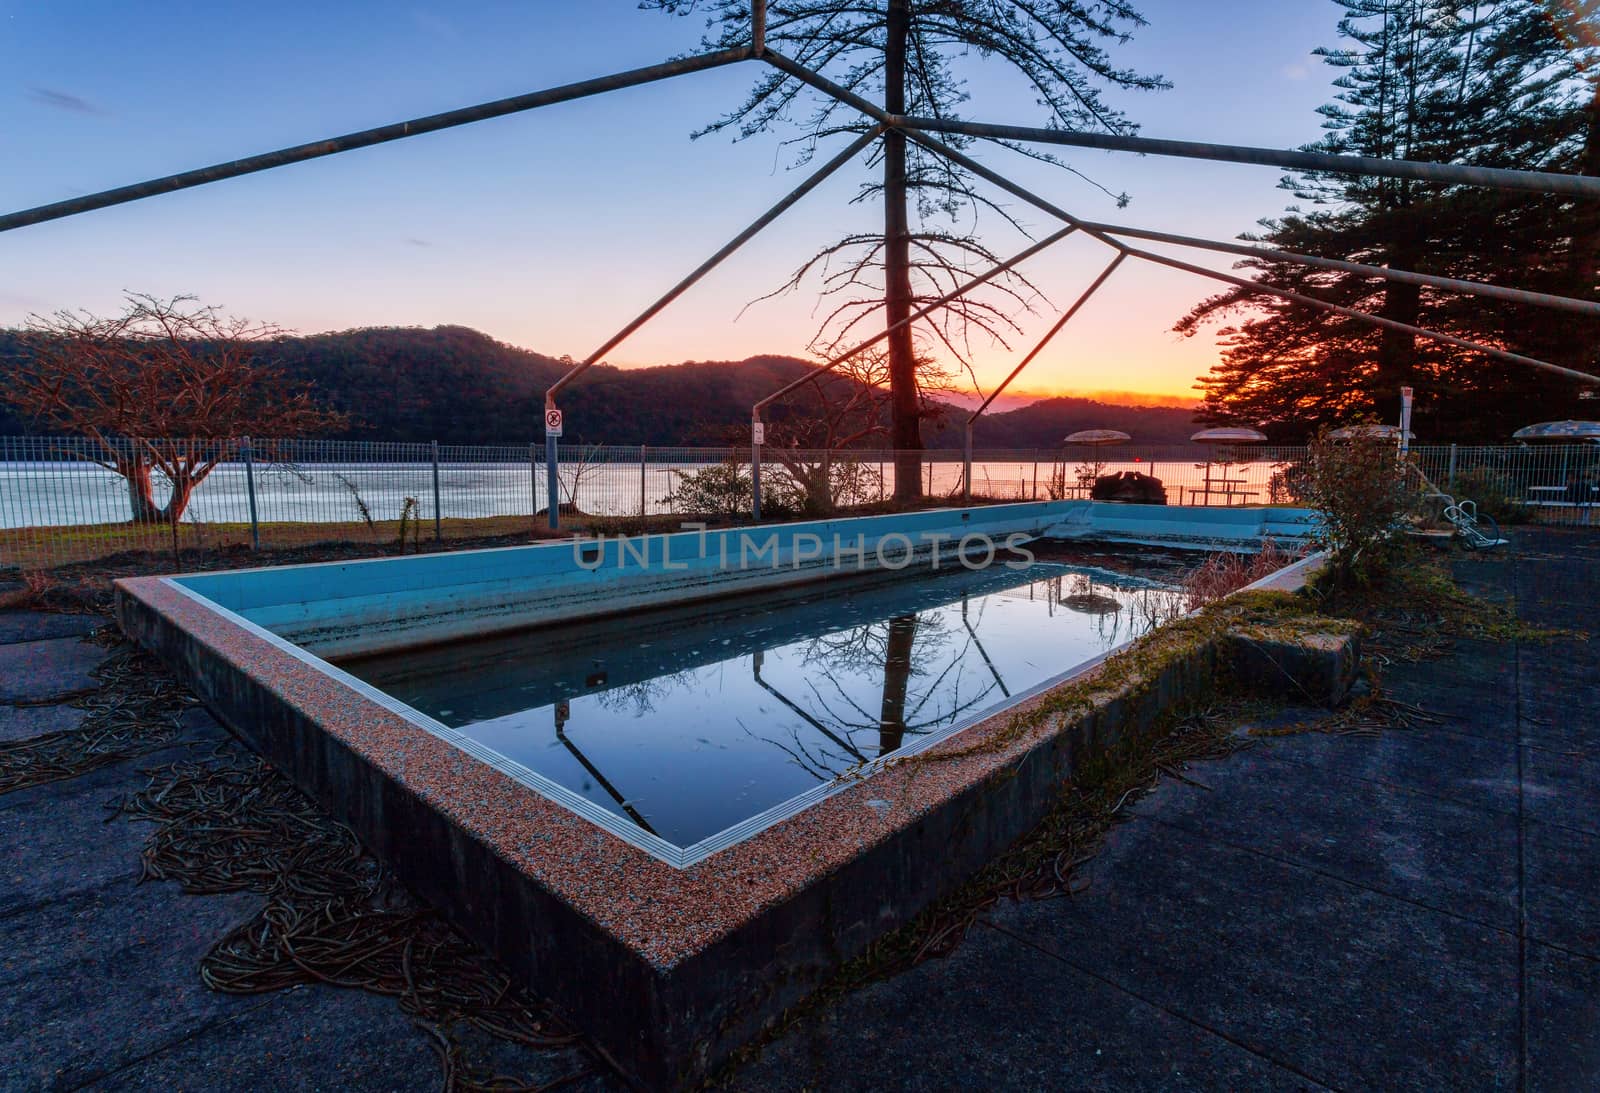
545, 408, 563, 437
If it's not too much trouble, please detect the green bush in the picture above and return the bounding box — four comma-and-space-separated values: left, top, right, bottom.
1301, 425, 1411, 593
1451, 467, 1528, 525
663, 459, 801, 519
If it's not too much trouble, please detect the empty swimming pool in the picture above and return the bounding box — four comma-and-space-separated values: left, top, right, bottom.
340, 561, 1185, 848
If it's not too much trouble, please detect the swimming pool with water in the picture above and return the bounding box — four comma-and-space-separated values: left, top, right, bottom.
340, 561, 1185, 847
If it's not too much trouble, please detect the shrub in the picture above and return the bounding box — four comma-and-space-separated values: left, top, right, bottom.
663, 459, 801, 519
1183, 537, 1296, 610
1300, 425, 1411, 592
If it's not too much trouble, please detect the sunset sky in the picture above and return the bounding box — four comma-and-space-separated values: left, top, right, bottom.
2, 1, 1343, 406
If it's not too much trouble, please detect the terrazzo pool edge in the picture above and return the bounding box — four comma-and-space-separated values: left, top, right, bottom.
115, 546, 1344, 1088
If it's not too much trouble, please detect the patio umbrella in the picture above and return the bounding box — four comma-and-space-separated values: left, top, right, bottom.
1511, 420, 1600, 442
1063, 429, 1132, 446
1058, 430, 1132, 498
1190, 427, 1267, 504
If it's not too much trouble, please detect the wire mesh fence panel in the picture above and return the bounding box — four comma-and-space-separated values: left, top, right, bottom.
7, 435, 1598, 572
1410, 443, 1600, 526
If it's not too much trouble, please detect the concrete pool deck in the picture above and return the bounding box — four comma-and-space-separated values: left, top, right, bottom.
1, 526, 1595, 1089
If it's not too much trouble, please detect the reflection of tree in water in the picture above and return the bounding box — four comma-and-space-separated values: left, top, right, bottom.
751, 602, 1009, 778
592, 670, 699, 718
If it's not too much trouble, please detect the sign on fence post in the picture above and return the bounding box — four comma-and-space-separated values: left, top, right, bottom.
241, 436, 260, 552
545, 422, 561, 532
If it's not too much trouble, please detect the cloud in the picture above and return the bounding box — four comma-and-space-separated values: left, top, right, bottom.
1280, 64, 1309, 82
27, 87, 106, 115
405, 237, 434, 247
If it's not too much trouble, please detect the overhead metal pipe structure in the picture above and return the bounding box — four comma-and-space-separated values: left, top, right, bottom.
768, 50, 1600, 367
893, 116, 1600, 199
0, 48, 754, 236
9, 34, 1597, 537
1078, 220, 1600, 319
962, 253, 1126, 501
1127, 246, 1600, 386
763, 52, 1600, 391
762, 51, 1133, 258
749, 224, 1080, 518
541, 125, 885, 528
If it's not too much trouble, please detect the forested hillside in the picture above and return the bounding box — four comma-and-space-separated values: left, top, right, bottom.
0, 325, 1199, 446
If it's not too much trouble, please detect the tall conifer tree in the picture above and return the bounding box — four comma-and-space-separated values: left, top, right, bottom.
1177, 0, 1599, 440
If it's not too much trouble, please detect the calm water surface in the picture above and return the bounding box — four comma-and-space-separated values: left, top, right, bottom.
340, 562, 1185, 847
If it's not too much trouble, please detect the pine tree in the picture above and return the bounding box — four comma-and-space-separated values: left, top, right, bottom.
1176, 0, 1599, 441
644, 1, 1166, 497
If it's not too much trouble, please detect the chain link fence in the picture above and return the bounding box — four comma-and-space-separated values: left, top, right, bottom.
3, 435, 1595, 572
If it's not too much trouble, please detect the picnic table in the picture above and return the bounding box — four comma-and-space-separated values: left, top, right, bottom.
1184, 478, 1259, 506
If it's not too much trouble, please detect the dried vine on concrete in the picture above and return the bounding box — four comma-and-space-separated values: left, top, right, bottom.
0, 636, 197, 795
121, 756, 596, 1093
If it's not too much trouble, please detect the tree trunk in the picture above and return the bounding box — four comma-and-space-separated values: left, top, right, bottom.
120, 456, 164, 524
163, 469, 200, 526
884, 0, 922, 502
1376, 203, 1422, 422
876, 613, 918, 755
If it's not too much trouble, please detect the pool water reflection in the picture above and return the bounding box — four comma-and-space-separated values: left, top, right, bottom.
339, 563, 1186, 847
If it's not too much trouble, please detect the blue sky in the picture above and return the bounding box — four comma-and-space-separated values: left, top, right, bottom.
1, 1, 1342, 401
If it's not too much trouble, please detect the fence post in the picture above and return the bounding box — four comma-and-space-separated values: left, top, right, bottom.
430, 440, 442, 541
751, 436, 763, 520
241, 436, 260, 551
639, 445, 647, 517
529, 443, 539, 529
545, 435, 560, 531
962, 425, 973, 503
1447, 443, 1458, 491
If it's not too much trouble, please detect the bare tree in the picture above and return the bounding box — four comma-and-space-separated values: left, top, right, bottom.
4, 293, 345, 524
646, 0, 1166, 500
764, 346, 944, 513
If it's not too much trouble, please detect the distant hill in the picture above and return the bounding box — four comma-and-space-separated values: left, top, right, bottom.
957, 395, 1198, 448
0, 324, 1199, 446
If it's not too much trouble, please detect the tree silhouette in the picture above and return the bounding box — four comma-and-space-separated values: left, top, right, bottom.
645, 0, 1166, 497
1176, 0, 1599, 440
4, 294, 346, 523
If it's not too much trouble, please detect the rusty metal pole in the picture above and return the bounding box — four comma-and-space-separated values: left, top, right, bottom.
0, 49, 754, 236
547, 125, 885, 516
961, 253, 1126, 502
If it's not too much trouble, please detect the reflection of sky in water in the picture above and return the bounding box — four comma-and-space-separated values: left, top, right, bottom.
342, 563, 1185, 847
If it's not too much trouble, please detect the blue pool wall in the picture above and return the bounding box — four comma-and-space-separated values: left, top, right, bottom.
173, 501, 1317, 657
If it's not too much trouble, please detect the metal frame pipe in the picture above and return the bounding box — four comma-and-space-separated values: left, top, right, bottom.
0, 48, 753, 235
545, 124, 884, 407
762, 52, 1130, 257
893, 115, 1600, 199
1128, 246, 1600, 386
752, 224, 1078, 417
543, 124, 883, 529
962, 253, 1125, 500
1079, 220, 1600, 318
765, 51, 1599, 389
